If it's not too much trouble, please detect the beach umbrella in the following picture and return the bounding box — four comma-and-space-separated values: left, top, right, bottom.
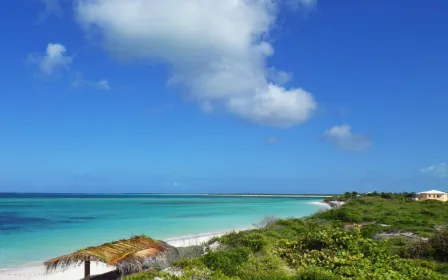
44, 235, 171, 280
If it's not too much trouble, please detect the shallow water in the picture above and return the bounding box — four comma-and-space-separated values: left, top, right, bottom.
0, 194, 326, 268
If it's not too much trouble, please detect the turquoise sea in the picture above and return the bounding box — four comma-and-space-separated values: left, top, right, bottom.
0, 194, 327, 269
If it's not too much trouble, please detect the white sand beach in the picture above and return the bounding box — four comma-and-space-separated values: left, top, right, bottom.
164, 227, 250, 247
308, 201, 332, 208
0, 262, 115, 280
0, 228, 250, 280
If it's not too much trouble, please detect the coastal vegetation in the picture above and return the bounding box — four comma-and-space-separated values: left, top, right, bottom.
125, 193, 448, 279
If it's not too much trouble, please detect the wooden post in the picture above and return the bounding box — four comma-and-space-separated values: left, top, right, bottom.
84, 260, 90, 280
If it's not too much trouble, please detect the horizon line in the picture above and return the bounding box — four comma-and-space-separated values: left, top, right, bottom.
0, 192, 337, 196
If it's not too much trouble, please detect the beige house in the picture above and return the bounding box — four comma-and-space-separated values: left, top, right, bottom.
416, 190, 448, 202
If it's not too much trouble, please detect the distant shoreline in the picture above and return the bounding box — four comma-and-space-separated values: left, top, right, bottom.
1, 193, 335, 197
205, 194, 333, 198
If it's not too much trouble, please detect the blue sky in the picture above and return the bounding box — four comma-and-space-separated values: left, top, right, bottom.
0, 0, 447, 193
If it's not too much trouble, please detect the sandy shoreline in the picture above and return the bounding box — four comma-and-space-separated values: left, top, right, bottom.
0, 228, 250, 280
164, 227, 251, 247
308, 201, 332, 208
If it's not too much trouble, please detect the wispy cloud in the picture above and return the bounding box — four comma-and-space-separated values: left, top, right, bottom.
72, 73, 110, 90
420, 163, 448, 178
268, 68, 292, 85
29, 43, 109, 89
28, 43, 72, 75
324, 124, 372, 152
74, 0, 318, 128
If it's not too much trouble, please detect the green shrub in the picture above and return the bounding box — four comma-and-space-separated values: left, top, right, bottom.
435, 263, 448, 275
294, 267, 337, 280
314, 208, 363, 223
381, 237, 409, 256
277, 227, 447, 279
336, 209, 363, 222
219, 231, 268, 252
430, 226, 448, 262
173, 257, 206, 270
201, 247, 251, 276
124, 269, 159, 280
361, 224, 385, 238
236, 253, 289, 280
404, 240, 435, 259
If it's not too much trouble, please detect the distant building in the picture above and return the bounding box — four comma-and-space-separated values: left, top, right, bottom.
416, 190, 448, 202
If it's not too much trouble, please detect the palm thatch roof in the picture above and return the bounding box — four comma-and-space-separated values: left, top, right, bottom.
44, 235, 171, 274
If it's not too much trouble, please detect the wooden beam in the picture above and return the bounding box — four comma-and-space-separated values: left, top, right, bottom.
84, 260, 90, 280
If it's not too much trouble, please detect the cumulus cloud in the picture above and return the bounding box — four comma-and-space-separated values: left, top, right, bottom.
29, 43, 72, 74
421, 163, 448, 178
73, 0, 317, 127
324, 124, 372, 152
72, 73, 110, 90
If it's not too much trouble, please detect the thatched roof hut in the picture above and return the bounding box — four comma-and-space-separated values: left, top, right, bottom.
44, 235, 171, 279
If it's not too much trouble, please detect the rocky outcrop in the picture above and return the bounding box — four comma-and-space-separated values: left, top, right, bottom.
324, 200, 346, 208
375, 232, 429, 242
161, 267, 183, 277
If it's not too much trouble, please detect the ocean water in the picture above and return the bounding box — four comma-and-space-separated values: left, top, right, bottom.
0, 194, 326, 269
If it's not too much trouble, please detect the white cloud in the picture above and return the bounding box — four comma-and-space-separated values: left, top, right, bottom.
421, 163, 448, 178
324, 124, 372, 152
73, 0, 317, 127
29, 43, 72, 75
228, 84, 315, 127
268, 68, 292, 85
28, 47, 109, 88
72, 73, 110, 90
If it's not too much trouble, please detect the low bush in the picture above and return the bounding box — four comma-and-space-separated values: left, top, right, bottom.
405, 240, 435, 259
123, 269, 159, 280
236, 253, 289, 280
219, 231, 268, 252
201, 247, 251, 276
430, 226, 448, 262
361, 224, 386, 238
277, 227, 447, 279
294, 267, 337, 280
